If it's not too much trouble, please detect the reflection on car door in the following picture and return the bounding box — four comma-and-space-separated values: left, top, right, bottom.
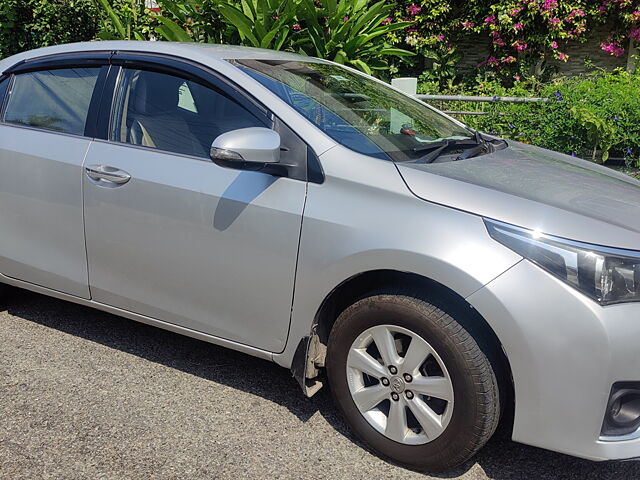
0, 66, 105, 298
82, 65, 306, 352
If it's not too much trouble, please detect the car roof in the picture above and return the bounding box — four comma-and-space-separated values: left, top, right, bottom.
9, 41, 326, 64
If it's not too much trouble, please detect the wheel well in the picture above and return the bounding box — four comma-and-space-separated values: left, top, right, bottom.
302, 269, 514, 425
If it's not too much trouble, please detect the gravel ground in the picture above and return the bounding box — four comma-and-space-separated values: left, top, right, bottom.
1, 287, 639, 480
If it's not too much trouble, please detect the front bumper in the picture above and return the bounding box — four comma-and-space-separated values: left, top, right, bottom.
468, 259, 640, 461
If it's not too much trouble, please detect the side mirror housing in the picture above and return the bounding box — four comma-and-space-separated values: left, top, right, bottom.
210, 127, 281, 171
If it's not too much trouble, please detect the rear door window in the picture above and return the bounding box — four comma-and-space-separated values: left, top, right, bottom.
3, 68, 100, 136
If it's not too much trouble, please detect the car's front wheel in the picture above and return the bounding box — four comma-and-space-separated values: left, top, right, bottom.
326, 292, 501, 472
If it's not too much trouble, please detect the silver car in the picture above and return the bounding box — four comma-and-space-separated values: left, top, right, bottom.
1, 41, 640, 471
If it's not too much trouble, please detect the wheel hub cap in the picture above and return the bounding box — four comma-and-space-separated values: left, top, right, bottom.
346, 324, 454, 445
389, 376, 405, 394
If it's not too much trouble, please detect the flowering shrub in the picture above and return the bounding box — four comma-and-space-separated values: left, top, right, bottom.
390, 0, 639, 83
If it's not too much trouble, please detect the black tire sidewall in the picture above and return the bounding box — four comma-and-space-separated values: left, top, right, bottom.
326, 294, 496, 470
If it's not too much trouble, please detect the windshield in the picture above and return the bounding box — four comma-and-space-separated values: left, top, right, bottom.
234, 59, 472, 162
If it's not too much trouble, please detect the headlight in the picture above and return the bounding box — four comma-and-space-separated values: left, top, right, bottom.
485, 219, 640, 305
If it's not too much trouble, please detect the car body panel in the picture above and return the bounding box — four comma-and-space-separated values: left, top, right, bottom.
83, 139, 306, 353
273, 144, 523, 367
398, 141, 640, 249
468, 259, 640, 461
0, 125, 91, 298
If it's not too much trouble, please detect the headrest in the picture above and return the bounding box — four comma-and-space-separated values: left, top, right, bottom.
132, 71, 183, 115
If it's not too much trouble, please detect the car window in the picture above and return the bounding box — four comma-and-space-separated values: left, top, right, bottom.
3, 68, 100, 135
110, 68, 266, 158
0, 78, 9, 112
237, 59, 472, 162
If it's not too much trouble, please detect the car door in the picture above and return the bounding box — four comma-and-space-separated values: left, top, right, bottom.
82, 57, 307, 352
0, 58, 109, 298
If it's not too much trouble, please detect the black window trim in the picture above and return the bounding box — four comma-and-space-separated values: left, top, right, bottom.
0, 50, 325, 183
0, 52, 111, 139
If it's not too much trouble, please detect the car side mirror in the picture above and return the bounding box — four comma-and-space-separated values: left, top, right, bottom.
210, 127, 281, 171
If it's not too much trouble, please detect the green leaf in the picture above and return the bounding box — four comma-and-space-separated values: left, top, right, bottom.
218, 4, 260, 46
96, 0, 126, 39
349, 58, 371, 74
157, 0, 188, 23
378, 47, 415, 56
155, 16, 193, 42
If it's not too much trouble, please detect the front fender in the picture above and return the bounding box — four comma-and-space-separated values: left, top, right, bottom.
273, 146, 521, 370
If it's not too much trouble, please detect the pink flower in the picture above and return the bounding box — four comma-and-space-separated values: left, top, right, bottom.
407, 4, 421, 16
513, 40, 528, 51
343, 16, 349, 21
542, 0, 557, 11
510, 8, 521, 16
502, 55, 517, 63
515, 75, 522, 81
551, 40, 558, 49
484, 15, 496, 24
272, 14, 279, 20
631, 28, 640, 43
568, 8, 585, 18
380, 17, 392, 25
437, 34, 445, 41
513, 22, 524, 31
548, 17, 561, 26
601, 41, 625, 57
487, 56, 499, 65
462, 21, 475, 29
558, 52, 568, 61
292, 24, 301, 31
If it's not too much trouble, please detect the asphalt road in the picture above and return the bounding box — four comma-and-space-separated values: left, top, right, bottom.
1, 286, 639, 480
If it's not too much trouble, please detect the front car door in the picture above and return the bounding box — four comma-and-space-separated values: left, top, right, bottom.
0, 57, 109, 298
82, 55, 307, 352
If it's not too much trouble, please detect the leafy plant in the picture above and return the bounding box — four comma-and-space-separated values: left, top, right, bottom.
211, 0, 299, 50
429, 68, 640, 164
294, 0, 414, 74
0, 0, 99, 59
94, 0, 153, 40
419, 45, 462, 90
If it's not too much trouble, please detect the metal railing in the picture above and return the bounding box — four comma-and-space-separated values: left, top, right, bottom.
416, 94, 549, 116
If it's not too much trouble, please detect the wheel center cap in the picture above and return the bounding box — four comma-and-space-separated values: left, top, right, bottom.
389, 376, 405, 394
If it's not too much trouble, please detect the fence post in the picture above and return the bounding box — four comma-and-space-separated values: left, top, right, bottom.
390, 77, 417, 133
391, 77, 417, 95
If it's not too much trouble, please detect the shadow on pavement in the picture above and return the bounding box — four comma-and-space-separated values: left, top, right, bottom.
4, 287, 640, 480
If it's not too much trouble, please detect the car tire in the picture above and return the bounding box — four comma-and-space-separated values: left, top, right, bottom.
326, 292, 501, 472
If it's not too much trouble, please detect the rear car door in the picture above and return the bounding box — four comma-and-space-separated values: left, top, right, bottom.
0, 57, 109, 297
82, 55, 308, 352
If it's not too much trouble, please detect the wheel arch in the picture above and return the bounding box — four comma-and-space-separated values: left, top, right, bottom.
292, 269, 514, 424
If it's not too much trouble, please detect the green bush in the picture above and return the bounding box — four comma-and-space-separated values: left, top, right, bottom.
0, 0, 99, 59
421, 69, 640, 164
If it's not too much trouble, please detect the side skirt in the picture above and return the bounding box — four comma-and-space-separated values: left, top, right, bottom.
0, 274, 274, 362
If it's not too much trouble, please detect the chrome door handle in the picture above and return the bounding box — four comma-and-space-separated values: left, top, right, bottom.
85, 165, 131, 185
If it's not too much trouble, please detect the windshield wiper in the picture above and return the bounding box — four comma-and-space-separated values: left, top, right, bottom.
412, 131, 508, 164
412, 137, 481, 164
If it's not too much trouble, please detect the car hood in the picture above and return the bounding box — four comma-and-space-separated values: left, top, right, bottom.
397, 141, 640, 250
